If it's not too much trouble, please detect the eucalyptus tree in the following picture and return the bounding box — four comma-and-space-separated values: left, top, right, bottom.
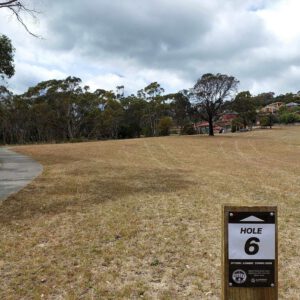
93, 89, 119, 138
24, 77, 83, 140
193, 73, 239, 136
169, 90, 192, 131
0, 86, 12, 143
120, 95, 147, 138
0, 35, 15, 79
138, 82, 167, 136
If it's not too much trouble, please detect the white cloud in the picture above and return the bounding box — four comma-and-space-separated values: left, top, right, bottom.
1, 0, 300, 95
258, 0, 300, 43
9, 61, 67, 94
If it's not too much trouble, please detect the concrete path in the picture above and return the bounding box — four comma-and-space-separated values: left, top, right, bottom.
0, 148, 43, 201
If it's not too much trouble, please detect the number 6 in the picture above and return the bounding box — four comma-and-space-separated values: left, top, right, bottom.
245, 237, 260, 255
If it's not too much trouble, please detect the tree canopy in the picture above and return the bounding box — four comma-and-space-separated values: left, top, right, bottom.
231, 91, 257, 128
193, 73, 239, 136
0, 79, 190, 144
0, 35, 15, 79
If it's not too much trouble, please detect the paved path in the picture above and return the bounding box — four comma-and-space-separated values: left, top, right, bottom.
0, 148, 43, 201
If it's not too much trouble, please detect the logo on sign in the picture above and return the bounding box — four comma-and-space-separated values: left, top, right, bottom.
232, 269, 247, 284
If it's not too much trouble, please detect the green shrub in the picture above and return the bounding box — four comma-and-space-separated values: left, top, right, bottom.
158, 117, 173, 136
231, 117, 243, 132
181, 123, 196, 135
279, 113, 297, 124
259, 114, 277, 127
142, 126, 153, 137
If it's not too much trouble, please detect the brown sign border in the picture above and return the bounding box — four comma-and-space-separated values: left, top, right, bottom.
222, 205, 278, 300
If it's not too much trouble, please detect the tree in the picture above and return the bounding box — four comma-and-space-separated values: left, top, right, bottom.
259, 113, 277, 128
231, 91, 257, 129
120, 96, 147, 138
279, 112, 299, 124
116, 85, 124, 99
138, 82, 167, 136
102, 98, 124, 139
251, 92, 275, 108
193, 73, 239, 136
24, 76, 84, 140
0, 0, 39, 36
0, 35, 15, 79
231, 117, 244, 133
143, 82, 164, 100
170, 90, 192, 130
0, 85, 13, 100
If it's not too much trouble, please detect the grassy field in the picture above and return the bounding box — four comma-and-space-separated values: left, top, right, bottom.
0, 127, 299, 299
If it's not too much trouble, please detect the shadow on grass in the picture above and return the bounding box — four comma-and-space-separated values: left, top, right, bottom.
0, 165, 193, 224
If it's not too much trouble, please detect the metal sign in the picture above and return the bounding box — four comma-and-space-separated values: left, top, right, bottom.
228, 211, 276, 287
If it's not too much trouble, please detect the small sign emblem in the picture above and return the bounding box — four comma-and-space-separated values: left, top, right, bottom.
232, 269, 247, 284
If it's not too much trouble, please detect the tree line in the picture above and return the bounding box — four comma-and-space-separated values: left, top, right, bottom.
1, 73, 300, 144
0, 77, 198, 144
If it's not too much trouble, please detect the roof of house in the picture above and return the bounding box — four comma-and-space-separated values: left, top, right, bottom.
286, 102, 299, 107
194, 121, 209, 127
221, 110, 238, 115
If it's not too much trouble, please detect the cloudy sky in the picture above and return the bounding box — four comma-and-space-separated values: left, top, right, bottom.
1, 0, 300, 96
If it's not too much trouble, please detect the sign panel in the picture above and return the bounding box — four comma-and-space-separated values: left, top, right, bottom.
228, 211, 276, 288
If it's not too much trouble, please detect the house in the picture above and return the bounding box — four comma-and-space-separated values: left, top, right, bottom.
286, 102, 299, 108
260, 102, 284, 114
193, 112, 239, 134
193, 121, 222, 134
216, 112, 239, 132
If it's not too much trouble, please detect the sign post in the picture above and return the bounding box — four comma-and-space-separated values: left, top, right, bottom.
222, 206, 278, 300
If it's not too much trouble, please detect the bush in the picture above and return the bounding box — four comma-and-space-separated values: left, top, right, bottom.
231, 117, 243, 132
181, 123, 196, 135
279, 113, 298, 124
158, 117, 173, 136
142, 126, 153, 137
259, 116, 270, 127
259, 114, 277, 127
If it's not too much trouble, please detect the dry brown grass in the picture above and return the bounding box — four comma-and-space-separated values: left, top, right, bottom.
0, 126, 299, 299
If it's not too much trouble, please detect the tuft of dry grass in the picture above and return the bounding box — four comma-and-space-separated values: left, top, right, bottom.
0, 126, 299, 299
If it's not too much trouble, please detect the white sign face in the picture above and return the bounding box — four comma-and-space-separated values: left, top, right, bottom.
227, 210, 277, 288
228, 223, 275, 260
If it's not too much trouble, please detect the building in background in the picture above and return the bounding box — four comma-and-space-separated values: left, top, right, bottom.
260, 102, 284, 114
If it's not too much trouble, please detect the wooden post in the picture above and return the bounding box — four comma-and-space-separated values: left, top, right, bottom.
222, 205, 278, 300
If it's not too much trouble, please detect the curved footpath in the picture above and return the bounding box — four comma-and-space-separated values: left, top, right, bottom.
0, 147, 43, 201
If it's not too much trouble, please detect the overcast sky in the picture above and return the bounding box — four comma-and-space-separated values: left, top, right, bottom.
1, 0, 300, 96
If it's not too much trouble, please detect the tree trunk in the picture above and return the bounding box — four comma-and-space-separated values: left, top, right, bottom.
208, 115, 214, 136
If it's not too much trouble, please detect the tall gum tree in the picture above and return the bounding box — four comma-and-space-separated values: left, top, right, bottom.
193, 73, 239, 136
